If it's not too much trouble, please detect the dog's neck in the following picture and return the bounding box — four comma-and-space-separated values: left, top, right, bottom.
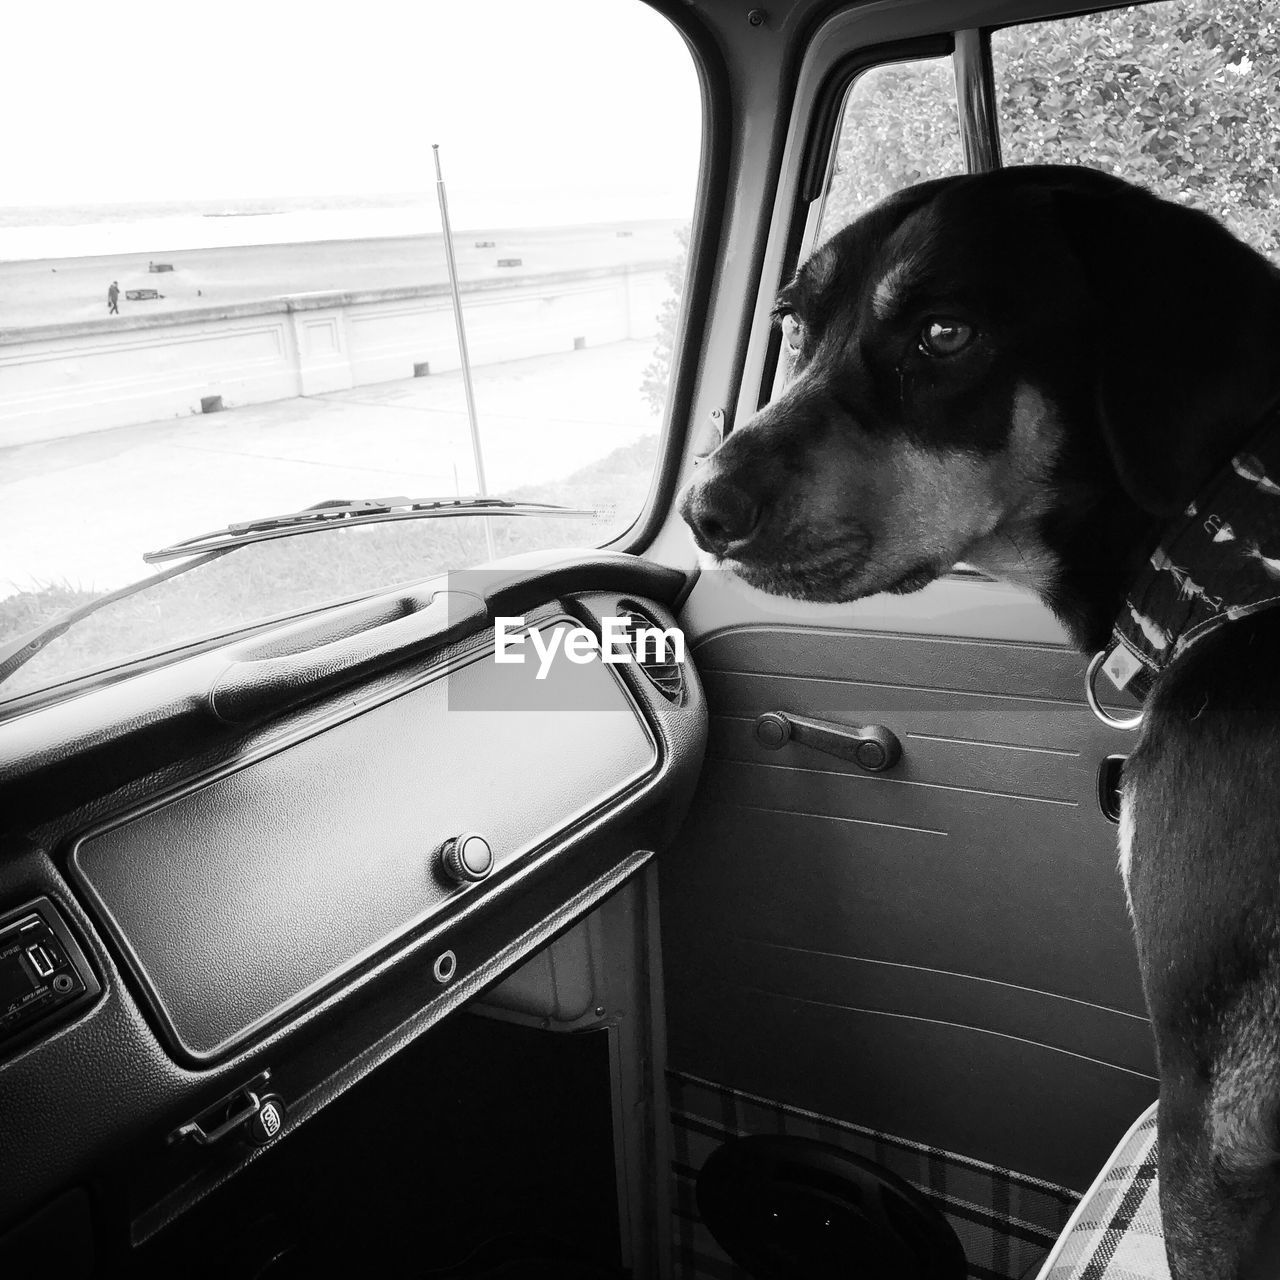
1037, 489, 1163, 654
1035, 400, 1280, 653
964, 478, 1163, 656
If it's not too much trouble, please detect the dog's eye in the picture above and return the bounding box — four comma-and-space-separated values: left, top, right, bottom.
780, 312, 804, 354
918, 318, 974, 357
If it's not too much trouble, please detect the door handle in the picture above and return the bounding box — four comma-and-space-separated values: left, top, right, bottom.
754, 711, 902, 773
169, 1071, 286, 1148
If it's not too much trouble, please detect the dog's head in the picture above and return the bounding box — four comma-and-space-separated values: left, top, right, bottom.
680, 164, 1280, 610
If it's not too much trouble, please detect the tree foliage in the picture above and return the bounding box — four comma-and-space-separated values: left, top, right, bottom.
994, 0, 1280, 260
644, 0, 1280, 408
820, 59, 963, 235
640, 222, 690, 415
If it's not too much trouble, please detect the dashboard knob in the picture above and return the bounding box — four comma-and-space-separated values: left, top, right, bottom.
438, 833, 494, 884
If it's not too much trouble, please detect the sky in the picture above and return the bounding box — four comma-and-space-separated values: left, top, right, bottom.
3, 0, 702, 221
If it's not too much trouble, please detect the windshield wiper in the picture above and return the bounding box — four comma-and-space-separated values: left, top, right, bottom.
0, 495, 600, 695
143, 496, 600, 563
0, 549, 234, 691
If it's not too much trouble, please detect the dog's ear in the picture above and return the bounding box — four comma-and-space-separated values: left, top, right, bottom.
1053, 175, 1280, 516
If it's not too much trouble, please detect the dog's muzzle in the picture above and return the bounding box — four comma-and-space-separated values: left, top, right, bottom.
679, 471, 762, 559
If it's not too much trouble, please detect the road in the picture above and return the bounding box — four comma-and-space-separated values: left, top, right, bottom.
0, 219, 684, 330
0, 341, 661, 598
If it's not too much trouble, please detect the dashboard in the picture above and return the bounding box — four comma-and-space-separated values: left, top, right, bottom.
0, 552, 707, 1273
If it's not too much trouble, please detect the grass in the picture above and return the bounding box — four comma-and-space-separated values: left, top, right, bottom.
0, 433, 661, 702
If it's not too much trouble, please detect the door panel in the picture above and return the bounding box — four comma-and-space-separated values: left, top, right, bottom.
662, 612, 1153, 1191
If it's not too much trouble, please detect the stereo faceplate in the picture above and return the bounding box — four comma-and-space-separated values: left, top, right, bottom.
0, 897, 100, 1053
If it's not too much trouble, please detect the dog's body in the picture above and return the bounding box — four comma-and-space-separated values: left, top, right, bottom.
680, 165, 1280, 1278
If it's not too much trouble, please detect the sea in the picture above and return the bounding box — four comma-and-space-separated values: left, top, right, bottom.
0, 187, 691, 263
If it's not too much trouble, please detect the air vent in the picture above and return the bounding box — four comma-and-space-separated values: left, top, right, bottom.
615, 603, 685, 704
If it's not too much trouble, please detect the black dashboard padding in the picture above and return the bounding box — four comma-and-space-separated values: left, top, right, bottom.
0, 550, 688, 816
207, 589, 487, 725
68, 623, 657, 1062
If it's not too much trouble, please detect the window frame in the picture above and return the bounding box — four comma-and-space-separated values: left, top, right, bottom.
751, 26, 1016, 412
764, 36, 962, 406
605, 0, 733, 557
696, 0, 1145, 648
732, 1, 1154, 427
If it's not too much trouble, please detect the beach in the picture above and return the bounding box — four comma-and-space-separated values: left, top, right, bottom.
0, 218, 685, 331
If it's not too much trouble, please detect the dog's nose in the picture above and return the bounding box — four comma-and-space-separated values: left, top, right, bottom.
680, 474, 762, 556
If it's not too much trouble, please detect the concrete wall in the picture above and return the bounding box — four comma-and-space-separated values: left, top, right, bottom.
0, 263, 671, 447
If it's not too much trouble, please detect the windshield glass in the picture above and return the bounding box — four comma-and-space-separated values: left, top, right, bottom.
0, 0, 700, 705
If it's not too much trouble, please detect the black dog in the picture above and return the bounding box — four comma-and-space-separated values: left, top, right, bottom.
680, 164, 1280, 1279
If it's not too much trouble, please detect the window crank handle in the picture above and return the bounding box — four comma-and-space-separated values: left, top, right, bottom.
754, 711, 902, 773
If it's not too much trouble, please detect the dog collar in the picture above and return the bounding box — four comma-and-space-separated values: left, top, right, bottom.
1088, 411, 1280, 729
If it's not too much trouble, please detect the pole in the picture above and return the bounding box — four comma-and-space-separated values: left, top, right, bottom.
433, 144, 496, 561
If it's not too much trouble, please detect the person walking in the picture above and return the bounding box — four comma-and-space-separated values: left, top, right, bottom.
107, 281, 120, 314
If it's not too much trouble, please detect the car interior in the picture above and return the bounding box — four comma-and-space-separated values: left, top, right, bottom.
2, 0, 1272, 1276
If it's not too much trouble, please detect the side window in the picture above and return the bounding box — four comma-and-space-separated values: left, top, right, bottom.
767, 55, 962, 399
815, 56, 965, 245
992, 2, 1280, 263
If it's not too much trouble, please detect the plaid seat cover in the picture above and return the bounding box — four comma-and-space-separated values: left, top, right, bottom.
668, 1071, 1079, 1280
1036, 1103, 1167, 1280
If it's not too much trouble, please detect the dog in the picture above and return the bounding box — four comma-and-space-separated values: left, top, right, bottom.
680, 164, 1280, 1279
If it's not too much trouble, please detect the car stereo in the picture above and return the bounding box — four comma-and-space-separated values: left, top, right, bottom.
0, 897, 100, 1052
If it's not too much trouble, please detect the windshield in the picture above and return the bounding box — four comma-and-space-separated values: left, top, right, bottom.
0, 0, 700, 705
